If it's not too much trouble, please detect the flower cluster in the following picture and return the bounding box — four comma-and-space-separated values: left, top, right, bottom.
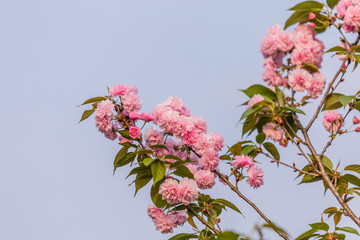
337, 0, 360, 33
261, 24, 326, 99
152, 96, 224, 171
147, 205, 188, 234
232, 155, 264, 189
262, 122, 285, 143
159, 178, 199, 205
322, 111, 344, 132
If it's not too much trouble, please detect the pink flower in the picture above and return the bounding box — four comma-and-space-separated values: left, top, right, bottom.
144, 126, 163, 146
337, 0, 352, 18
109, 84, 127, 98
129, 111, 139, 120
163, 96, 191, 117
104, 130, 118, 141
322, 111, 344, 132
147, 205, 166, 220
356, 127, 360, 132
288, 68, 312, 92
276, 30, 294, 52
308, 72, 326, 99
95, 100, 114, 118
246, 165, 264, 189
178, 177, 199, 205
262, 122, 284, 142
122, 92, 142, 112
159, 178, 180, 204
344, 5, 360, 29
129, 126, 141, 139
353, 116, 360, 124
185, 164, 198, 175
260, 33, 278, 57
262, 58, 284, 86
199, 150, 220, 170
168, 210, 188, 226
140, 112, 155, 122
309, 22, 315, 28
247, 94, 264, 109
232, 155, 254, 169
309, 12, 316, 20
153, 216, 176, 234
194, 170, 216, 189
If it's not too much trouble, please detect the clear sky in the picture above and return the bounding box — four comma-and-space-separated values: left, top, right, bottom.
1, 0, 360, 239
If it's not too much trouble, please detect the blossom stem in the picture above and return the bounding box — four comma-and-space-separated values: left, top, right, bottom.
186, 205, 220, 234
213, 170, 289, 240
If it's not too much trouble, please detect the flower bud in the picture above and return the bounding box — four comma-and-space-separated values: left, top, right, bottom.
353, 116, 360, 125
309, 22, 315, 28
309, 12, 316, 20
355, 127, 360, 132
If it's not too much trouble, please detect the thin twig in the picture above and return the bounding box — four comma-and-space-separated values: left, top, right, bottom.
213, 170, 289, 240
186, 205, 220, 234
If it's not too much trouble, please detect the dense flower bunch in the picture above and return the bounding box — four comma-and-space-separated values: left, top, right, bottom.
147, 205, 188, 234
261, 24, 326, 99
337, 0, 360, 33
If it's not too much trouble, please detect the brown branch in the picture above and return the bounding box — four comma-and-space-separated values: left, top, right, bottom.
213, 170, 289, 240
259, 151, 319, 177
186, 205, 220, 234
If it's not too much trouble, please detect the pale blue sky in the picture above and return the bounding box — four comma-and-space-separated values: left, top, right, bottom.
1, 0, 360, 239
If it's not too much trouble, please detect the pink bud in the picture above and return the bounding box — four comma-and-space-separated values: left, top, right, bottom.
356, 127, 360, 132
309, 12, 316, 20
129, 111, 139, 120
353, 116, 360, 125
309, 22, 315, 28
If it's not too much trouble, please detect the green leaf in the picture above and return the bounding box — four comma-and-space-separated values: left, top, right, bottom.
344, 164, 360, 174
289, 1, 324, 11
79, 96, 107, 106
325, 46, 346, 53
310, 222, 329, 231
168, 233, 198, 240
354, 54, 360, 63
302, 62, 319, 73
213, 198, 242, 215
322, 93, 345, 111
240, 84, 276, 99
334, 212, 342, 226
143, 157, 154, 166
151, 181, 167, 208
240, 145, 255, 155
321, 156, 333, 170
327, 0, 340, 9
134, 149, 154, 155
343, 174, 360, 187
256, 132, 266, 144
79, 108, 95, 123
151, 160, 166, 185
164, 155, 183, 162
240, 105, 264, 121
285, 10, 310, 29
220, 155, 231, 160
119, 142, 137, 148
173, 165, 194, 179
275, 85, 285, 107
299, 174, 322, 184
229, 142, 242, 156
335, 226, 360, 236
217, 231, 239, 240
294, 229, 320, 240
339, 95, 355, 107
280, 106, 306, 115
149, 144, 168, 149
113, 147, 129, 172
126, 166, 150, 178
119, 130, 132, 139
135, 171, 152, 195
263, 142, 280, 160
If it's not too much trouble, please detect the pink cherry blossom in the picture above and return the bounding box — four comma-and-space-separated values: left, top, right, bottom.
288, 68, 312, 92
153, 216, 176, 234
262, 122, 284, 142
194, 170, 216, 189
344, 5, 360, 29
129, 126, 141, 139
147, 205, 166, 220
178, 177, 199, 205
139, 112, 155, 122
168, 210, 188, 226
246, 165, 264, 189
308, 72, 326, 99
144, 126, 163, 146
199, 150, 220, 170
129, 111, 139, 120
232, 155, 254, 169
247, 94, 265, 109
322, 111, 344, 132
159, 178, 180, 204
109, 84, 127, 98
337, 0, 352, 18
